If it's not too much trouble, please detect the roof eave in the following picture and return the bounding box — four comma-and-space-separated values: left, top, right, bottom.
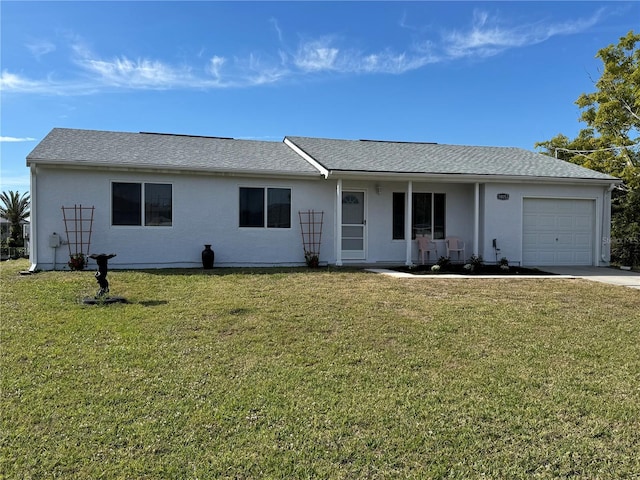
325, 170, 621, 185
27, 159, 323, 178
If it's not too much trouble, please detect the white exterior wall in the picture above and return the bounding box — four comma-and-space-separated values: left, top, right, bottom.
480, 182, 612, 266
31, 166, 335, 270
31, 166, 613, 270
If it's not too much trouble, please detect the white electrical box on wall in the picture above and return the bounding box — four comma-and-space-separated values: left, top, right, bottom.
48, 233, 61, 248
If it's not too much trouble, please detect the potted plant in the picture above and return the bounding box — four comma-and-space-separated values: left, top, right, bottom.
68, 253, 86, 271
304, 251, 319, 268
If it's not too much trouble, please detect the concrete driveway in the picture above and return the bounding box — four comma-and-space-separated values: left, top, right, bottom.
541, 266, 640, 290
368, 265, 640, 290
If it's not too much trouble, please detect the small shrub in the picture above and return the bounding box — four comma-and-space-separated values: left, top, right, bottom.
468, 254, 483, 267
436, 256, 451, 270
68, 253, 86, 271
304, 251, 319, 268
499, 257, 510, 271
465, 254, 483, 273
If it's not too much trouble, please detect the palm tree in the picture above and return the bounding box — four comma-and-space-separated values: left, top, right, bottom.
0, 191, 30, 247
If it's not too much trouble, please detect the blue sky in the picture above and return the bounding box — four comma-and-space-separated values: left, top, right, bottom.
2, 1, 639, 194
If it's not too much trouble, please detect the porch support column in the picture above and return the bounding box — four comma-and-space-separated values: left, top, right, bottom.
29, 164, 38, 272
405, 181, 413, 266
473, 182, 480, 256
336, 178, 343, 266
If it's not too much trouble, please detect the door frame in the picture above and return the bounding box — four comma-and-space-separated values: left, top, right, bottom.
340, 189, 367, 260
335, 180, 367, 265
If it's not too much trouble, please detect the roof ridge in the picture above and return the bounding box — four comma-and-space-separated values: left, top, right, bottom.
359, 139, 438, 145
139, 132, 234, 140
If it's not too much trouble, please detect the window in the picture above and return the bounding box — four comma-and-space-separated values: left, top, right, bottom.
112, 182, 172, 226
112, 182, 141, 226
392, 192, 445, 240
392, 192, 405, 240
144, 183, 172, 226
239, 187, 291, 228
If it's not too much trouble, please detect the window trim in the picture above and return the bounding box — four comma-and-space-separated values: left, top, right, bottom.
111, 181, 173, 228
238, 186, 292, 229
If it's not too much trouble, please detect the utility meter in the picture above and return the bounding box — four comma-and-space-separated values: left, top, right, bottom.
48, 233, 61, 248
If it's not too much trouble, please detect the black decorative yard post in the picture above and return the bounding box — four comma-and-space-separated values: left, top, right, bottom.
89, 253, 116, 298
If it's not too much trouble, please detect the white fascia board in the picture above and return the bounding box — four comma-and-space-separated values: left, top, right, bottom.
326, 170, 621, 186
27, 160, 323, 179
283, 138, 329, 178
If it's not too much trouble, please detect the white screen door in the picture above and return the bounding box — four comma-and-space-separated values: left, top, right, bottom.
341, 191, 366, 259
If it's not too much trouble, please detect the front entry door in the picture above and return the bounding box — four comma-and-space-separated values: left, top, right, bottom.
341, 190, 366, 260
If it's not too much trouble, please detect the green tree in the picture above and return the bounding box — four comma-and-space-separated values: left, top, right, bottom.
0, 191, 30, 247
536, 30, 640, 266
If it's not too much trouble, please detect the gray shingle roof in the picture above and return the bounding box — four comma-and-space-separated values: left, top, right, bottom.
27, 128, 320, 176
27, 128, 619, 183
285, 136, 619, 181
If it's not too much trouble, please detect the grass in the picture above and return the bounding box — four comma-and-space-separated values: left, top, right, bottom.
1, 259, 639, 479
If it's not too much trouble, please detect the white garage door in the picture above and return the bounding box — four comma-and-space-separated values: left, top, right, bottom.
523, 198, 595, 266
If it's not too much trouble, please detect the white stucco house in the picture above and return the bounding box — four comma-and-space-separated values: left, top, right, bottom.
26, 128, 620, 270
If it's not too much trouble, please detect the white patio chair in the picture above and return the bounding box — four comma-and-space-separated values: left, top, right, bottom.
416, 234, 438, 264
445, 236, 465, 262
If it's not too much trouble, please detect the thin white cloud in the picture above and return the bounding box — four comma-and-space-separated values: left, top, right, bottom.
207, 56, 226, 81
72, 40, 195, 89
294, 38, 340, 72
0, 174, 31, 192
270, 18, 284, 44
0, 136, 37, 142
0, 8, 606, 95
80, 56, 188, 88
443, 8, 604, 59
0, 70, 51, 93
26, 40, 56, 59
292, 37, 438, 75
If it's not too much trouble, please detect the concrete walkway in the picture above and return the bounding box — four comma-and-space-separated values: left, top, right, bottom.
541, 266, 640, 290
368, 266, 640, 290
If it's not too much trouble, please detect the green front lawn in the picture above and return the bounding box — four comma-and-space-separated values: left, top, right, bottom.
1, 259, 639, 478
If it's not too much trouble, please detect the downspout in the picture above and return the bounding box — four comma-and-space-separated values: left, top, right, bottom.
601, 183, 616, 264
336, 178, 343, 266
28, 164, 38, 272
473, 182, 480, 256
405, 181, 413, 266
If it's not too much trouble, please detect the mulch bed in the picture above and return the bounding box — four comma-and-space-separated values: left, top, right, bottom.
393, 264, 554, 276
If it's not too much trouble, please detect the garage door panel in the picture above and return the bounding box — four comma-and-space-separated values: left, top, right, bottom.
574, 251, 592, 264
556, 234, 574, 246
537, 252, 557, 264
556, 216, 576, 231
538, 215, 557, 230
522, 199, 594, 266
538, 233, 558, 247
555, 203, 575, 214
574, 233, 592, 248
556, 251, 577, 263
574, 216, 592, 229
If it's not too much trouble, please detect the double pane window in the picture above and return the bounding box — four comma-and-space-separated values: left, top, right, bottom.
112, 182, 172, 226
392, 192, 445, 239
239, 187, 291, 228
